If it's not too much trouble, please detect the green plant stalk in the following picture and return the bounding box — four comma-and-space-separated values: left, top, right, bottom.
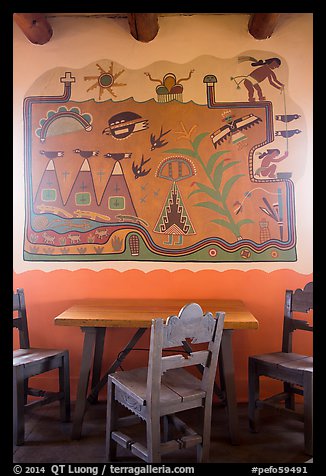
165, 133, 250, 239
190, 139, 243, 239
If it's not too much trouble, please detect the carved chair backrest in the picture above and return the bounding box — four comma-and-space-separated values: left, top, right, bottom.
146, 302, 225, 409
282, 282, 313, 353
13, 288, 30, 349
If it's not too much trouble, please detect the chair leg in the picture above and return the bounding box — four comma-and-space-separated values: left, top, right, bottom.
162, 415, 169, 443
146, 411, 161, 463
24, 378, 29, 405
284, 382, 295, 410
59, 351, 71, 422
303, 372, 313, 456
248, 357, 260, 432
196, 400, 212, 463
106, 380, 118, 461
13, 366, 25, 445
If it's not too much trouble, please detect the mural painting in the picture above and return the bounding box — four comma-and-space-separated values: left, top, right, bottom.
22, 54, 305, 262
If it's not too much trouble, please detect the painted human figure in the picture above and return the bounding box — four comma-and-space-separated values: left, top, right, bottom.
255, 149, 288, 178
243, 58, 284, 102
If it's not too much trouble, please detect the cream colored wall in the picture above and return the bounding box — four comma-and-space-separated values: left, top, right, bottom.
13, 13, 313, 273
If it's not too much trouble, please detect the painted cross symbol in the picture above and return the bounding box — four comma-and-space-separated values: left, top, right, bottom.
97, 170, 105, 181
79, 194, 89, 204
140, 195, 148, 203
62, 171, 70, 181
60, 72, 76, 84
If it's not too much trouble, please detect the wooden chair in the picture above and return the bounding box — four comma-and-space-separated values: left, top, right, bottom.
248, 282, 313, 455
106, 303, 225, 463
13, 288, 71, 445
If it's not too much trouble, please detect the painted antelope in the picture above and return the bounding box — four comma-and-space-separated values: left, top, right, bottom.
42, 232, 55, 245
95, 229, 109, 239
68, 233, 81, 244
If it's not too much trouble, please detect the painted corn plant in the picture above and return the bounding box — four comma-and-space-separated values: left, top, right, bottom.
165, 128, 253, 240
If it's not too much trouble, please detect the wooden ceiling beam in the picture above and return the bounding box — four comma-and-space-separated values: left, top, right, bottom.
128, 13, 159, 42
248, 13, 280, 40
13, 13, 53, 45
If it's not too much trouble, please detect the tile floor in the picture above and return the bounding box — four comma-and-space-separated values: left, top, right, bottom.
13, 401, 313, 465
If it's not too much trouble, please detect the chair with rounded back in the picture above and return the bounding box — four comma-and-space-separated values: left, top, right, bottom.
106, 302, 225, 463
248, 282, 313, 455
13, 288, 71, 445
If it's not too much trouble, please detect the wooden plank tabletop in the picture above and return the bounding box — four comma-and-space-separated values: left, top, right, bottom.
54, 299, 258, 330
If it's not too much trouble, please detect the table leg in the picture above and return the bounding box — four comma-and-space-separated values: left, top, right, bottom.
87, 327, 147, 403
219, 329, 240, 445
72, 327, 98, 440
90, 328, 106, 404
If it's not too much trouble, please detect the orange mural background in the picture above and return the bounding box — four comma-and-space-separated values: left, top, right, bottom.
13, 268, 312, 403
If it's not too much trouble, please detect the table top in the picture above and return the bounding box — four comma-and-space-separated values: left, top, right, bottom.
54, 298, 258, 330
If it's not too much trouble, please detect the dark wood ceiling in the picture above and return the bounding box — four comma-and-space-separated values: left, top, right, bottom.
13, 13, 282, 45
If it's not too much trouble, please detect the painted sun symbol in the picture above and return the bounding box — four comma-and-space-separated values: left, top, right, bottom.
84, 62, 126, 100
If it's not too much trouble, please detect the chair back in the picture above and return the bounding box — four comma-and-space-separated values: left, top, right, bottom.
146, 302, 225, 408
282, 282, 313, 353
13, 288, 30, 349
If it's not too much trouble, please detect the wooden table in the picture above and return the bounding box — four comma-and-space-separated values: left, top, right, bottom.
54, 298, 258, 442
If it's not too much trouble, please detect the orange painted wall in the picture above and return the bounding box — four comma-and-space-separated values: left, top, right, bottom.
13, 268, 312, 402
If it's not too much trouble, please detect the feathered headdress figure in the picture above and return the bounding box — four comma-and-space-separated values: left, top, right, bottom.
237, 55, 259, 64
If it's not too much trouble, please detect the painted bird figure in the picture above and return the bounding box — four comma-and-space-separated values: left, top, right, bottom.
40, 150, 64, 158
275, 114, 301, 123
73, 149, 99, 158
132, 155, 151, 179
275, 129, 301, 138
103, 152, 132, 161
150, 127, 171, 151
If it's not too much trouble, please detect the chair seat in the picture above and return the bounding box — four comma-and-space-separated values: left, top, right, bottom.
251, 352, 313, 370
110, 367, 206, 407
250, 352, 313, 386
13, 348, 67, 366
